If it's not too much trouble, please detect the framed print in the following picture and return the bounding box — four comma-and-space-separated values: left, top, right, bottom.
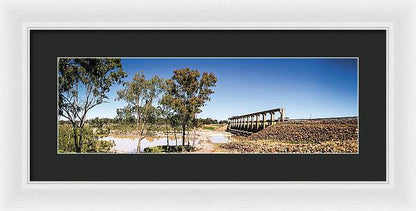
56, 57, 359, 155
57, 56, 359, 154
1, 0, 416, 210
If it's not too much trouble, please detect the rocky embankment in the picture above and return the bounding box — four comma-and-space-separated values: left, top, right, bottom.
219, 117, 358, 153
248, 118, 357, 143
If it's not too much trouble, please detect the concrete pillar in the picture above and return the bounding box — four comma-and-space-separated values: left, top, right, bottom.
247, 116, 250, 130
280, 108, 285, 122
262, 113, 266, 129
248, 115, 253, 131
233, 118, 236, 129
246, 116, 249, 131
241, 117, 244, 130
270, 112, 275, 126
252, 115, 256, 131
256, 114, 259, 131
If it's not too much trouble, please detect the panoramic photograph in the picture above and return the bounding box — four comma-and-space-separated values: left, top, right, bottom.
58, 57, 358, 154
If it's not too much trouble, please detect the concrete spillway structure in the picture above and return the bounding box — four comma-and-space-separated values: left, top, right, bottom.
226, 108, 285, 136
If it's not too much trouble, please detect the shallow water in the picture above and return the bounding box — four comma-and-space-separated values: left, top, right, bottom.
100, 133, 231, 153
100, 137, 184, 153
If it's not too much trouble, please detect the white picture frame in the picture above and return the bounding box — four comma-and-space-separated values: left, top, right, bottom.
1, 0, 415, 210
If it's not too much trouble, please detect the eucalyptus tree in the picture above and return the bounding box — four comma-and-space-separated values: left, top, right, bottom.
163, 68, 217, 146
170, 114, 181, 147
158, 81, 181, 150
160, 93, 181, 147
115, 107, 136, 124
158, 99, 173, 151
58, 58, 126, 153
116, 71, 163, 153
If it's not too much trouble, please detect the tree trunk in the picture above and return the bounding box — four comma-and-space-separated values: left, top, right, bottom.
74, 81, 81, 153
136, 103, 140, 136
78, 133, 83, 153
192, 127, 196, 147
136, 139, 141, 154
136, 103, 141, 154
174, 128, 178, 146
73, 127, 80, 153
187, 130, 190, 150
166, 121, 169, 152
136, 117, 140, 136
182, 124, 186, 146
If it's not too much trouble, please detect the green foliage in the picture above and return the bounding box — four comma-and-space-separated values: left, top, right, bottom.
58, 124, 115, 153
144, 146, 165, 153
116, 71, 164, 133
59, 58, 126, 124
106, 122, 137, 134
89, 117, 110, 137
116, 71, 163, 108
116, 71, 164, 153
91, 140, 115, 153
202, 126, 216, 131
144, 145, 194, 153
162, 68, 217, 145
58, 123, 77, 152
218, 120, 228, 124
164, 68, 217, 116
115, 107, 136, 124
199, 118, 218, 124
58, 58, 126, 152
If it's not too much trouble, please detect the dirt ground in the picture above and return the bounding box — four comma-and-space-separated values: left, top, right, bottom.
217, 117, 358, 153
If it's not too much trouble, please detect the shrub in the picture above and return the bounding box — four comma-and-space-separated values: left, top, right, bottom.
202, 126, 216, 131
58, 124, 114, 153
143, 145, 195, 153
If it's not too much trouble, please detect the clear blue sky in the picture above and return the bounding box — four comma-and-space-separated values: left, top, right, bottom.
86, 58, 358, 120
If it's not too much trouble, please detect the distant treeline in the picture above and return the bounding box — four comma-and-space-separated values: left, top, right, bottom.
59, 117, 227, 126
